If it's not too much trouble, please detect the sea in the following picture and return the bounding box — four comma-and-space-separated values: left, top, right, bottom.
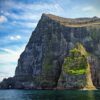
0, 90, 100, 100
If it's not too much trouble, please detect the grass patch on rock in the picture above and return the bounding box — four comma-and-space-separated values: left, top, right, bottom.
63, 43, 88, 75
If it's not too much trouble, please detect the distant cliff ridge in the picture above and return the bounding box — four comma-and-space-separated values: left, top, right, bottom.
0, 14, 100, 89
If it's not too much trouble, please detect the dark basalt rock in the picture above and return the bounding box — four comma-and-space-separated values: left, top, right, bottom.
0, 14, 100, 89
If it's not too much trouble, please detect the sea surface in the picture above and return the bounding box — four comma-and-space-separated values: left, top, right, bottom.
0, 89, 100, 100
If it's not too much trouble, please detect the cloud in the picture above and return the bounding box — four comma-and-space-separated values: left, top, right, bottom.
0, 1, 66, 33
0, 15, 7, 23
82, 6, 95, 12
0, 46, 25, 64
2, 1, 65, 21
0, 64, 16, 81
70, 4, 100, 18
0, 48, 15, 54
9, 35, 21, 40
12, 21, 37, 29
0, 45, 25, 81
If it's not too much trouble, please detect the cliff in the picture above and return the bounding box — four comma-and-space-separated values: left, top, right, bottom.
0, 14, 100, 89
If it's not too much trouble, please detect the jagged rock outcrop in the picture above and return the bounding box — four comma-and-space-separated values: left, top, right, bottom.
0, 14, 100, 89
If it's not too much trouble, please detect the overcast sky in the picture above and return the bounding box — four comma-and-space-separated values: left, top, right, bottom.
0, 0, 100, 81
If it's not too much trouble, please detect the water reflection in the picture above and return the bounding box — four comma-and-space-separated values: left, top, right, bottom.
86, 91, 95, 100
26, 90, 68, 100
26, 90, 96, 100
0, 90, 99, 100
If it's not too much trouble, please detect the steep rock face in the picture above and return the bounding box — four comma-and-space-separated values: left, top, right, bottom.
14, 14, 67, 89
0, 14, 100, 89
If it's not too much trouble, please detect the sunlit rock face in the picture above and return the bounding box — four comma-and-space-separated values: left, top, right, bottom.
0, 14, 100, 89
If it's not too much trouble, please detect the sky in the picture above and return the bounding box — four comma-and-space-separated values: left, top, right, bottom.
0, 0, 100, 81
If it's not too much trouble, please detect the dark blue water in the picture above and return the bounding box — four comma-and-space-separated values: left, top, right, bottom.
0, 90, 100, 100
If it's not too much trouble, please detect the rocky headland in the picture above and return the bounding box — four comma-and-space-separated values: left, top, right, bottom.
0, 14, 100, 90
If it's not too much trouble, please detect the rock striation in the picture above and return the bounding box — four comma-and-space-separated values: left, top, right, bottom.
0, 14, 100, 89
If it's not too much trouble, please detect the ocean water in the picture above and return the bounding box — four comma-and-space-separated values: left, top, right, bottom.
0, 90, 100, 100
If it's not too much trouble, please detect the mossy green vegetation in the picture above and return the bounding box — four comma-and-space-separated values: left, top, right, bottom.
63, 43, 89, 75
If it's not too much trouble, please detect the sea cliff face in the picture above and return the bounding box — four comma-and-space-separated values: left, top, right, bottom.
0, 14, 100, 89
